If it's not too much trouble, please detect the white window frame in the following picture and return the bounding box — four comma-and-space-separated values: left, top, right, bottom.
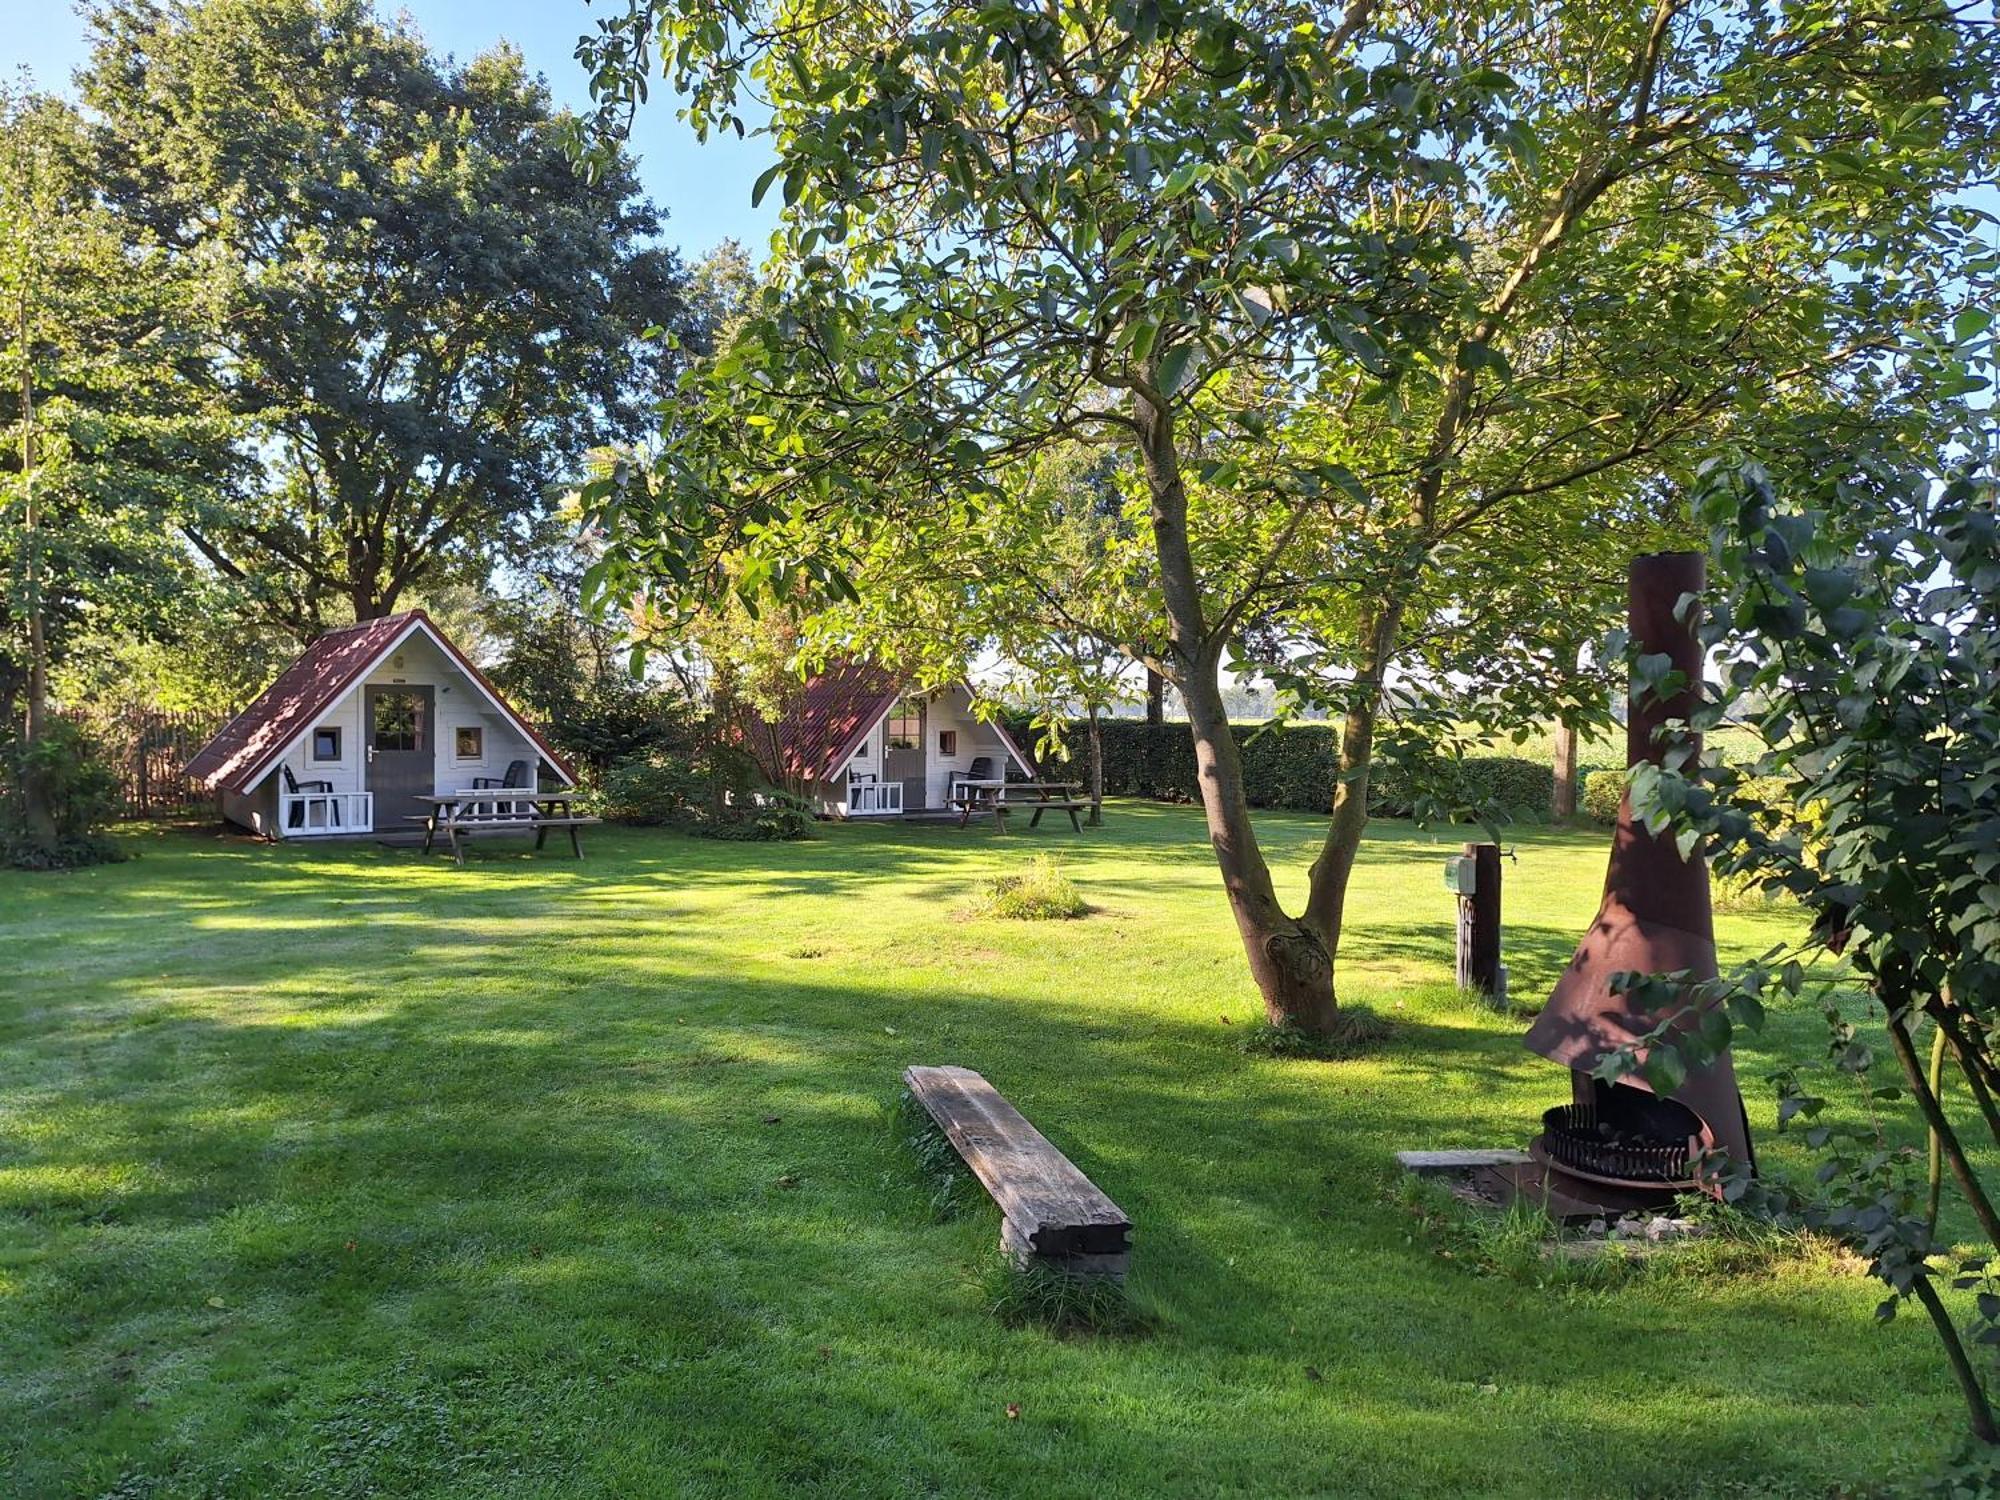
452, 724, 485, 763
310, 725, 343, 764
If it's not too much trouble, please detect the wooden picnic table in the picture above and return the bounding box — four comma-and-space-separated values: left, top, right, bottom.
411, 790, 600, 866
947, 778, 1090, 833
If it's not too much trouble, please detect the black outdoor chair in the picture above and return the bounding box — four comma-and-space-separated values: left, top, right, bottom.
281, 762, 338, 829
473, 759, 531, 791
966, 755, 995, 782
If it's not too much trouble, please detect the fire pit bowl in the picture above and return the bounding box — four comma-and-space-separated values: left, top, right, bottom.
1533, 1082, 1713, 1190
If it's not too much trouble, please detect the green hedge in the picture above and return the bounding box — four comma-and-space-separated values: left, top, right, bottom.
1021, 719, 1552, 821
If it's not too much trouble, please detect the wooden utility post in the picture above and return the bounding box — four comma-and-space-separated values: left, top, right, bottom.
1450, 841, 1504, 999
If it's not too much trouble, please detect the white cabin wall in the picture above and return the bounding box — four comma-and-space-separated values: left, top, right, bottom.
357, 631, 539, 794
283, 689, 365, 797
922, 687, 1020, 807
221, 776, 279, 838
829, 708, 900, 816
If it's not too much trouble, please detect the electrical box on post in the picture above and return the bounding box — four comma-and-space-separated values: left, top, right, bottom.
1443, 855, 1477, 896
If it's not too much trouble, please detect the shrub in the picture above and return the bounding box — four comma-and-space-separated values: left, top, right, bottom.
1, 720, 126, 871
971, 854, 1087, 919
702, 789, 816, 842
599, 754, 705, 825
1581, 769, 1625, 825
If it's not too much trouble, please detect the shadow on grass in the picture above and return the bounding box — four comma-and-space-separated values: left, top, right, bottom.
0, 812, 1956, 1497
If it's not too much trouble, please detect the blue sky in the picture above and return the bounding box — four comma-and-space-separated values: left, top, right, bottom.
0, 0, 781, 262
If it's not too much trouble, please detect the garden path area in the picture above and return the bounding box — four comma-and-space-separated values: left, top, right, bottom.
0, 804, 1961, 1496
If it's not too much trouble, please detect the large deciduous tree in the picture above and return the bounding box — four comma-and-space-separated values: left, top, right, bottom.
1, 86, 233, 856
573, 0, 1998, 1033
81, 0, 693, 635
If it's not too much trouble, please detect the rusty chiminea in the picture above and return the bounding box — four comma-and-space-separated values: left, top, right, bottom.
1523, 552, 1754, 1192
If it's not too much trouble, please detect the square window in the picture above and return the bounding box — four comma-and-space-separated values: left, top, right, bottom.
938, 730, 958, 756
311, 727, 341, 762
455, 726, 483, 760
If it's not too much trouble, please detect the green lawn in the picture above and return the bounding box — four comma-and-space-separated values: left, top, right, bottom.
0, 804, 1967, 1496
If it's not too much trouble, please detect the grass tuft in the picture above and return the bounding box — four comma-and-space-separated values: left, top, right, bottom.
1240, 1006, 1395, 1060
969, 854, 1088, 920
893, 1090, 982, 1222
1392, 1175, 1832, 1291
977, 1257, 1149, 1337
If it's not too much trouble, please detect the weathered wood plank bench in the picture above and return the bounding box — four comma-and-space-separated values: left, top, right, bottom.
903, 1064, 1131, 1279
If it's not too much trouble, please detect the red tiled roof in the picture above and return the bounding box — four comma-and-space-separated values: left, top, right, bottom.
762, 661, 1038, 783
184, 610, 576, 794
771, 661, 902, 782
185, 615, 415, 794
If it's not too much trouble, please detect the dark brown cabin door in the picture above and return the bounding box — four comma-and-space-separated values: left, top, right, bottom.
364, 685, 434, 827
882, 699, 926, 812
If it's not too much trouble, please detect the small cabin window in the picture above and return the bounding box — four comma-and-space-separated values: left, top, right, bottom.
311, 727, 341, 762
371, 692, 424, 752
937, 730, 958, 756
455, 726, 483, 761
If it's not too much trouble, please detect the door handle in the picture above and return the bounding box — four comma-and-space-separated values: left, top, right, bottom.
366, 746, 376, 764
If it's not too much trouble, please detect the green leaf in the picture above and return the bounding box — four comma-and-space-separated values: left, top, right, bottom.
1156, 343, 1197, 397
751, 161, 784, 208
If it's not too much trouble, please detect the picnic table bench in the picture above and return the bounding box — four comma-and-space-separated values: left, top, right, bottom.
948, 778, 1090, 833
411, 791, 602, 867
903, 1064, 1131, 1279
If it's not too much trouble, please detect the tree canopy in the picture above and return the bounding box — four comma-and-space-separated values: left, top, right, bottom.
81, 0, 695, 634
574, 0, 2000, 1031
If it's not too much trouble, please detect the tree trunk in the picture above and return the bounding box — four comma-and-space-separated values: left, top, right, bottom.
1301, 603, 1401, 979
1552, 720, 1578, 821
16, 286, 56, 847
1913, 1271, 2000, 1444
1086, 706, 1103, 826
1145, 668, 1164, 725
1888, 1002, 2000, 1249
1136, 386, 1336, 1032
708, 664, 737, 822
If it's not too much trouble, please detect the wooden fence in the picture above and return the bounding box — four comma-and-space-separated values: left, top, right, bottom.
64, 707, 231, 820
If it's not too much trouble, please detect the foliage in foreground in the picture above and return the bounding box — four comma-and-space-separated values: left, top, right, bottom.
0, 720, 125, 870
1617, 453, 2000, 1443
971, 855, 1088, 921
976, 1257, 1147, 1338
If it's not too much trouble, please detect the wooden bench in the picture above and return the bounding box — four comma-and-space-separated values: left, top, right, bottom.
903, 1064, 1131, 1279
